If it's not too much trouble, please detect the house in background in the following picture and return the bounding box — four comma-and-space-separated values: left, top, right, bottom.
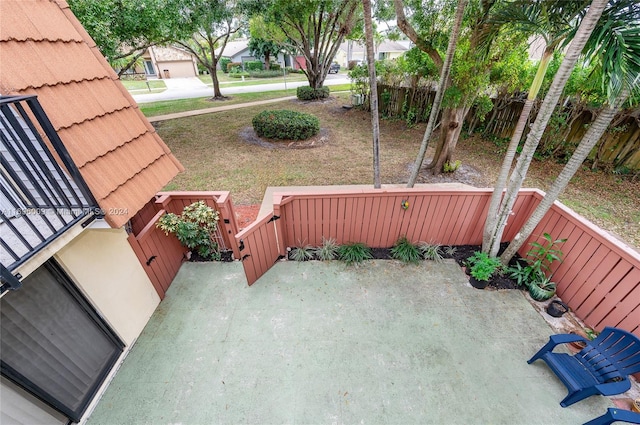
216, 39, 298, 70
0, 0, 183, 423
141, 45, 199, 79
335, 40, 411, 67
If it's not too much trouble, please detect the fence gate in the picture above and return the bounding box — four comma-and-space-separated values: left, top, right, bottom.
235, 213, 282, 285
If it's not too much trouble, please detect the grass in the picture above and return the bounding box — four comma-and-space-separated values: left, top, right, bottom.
156, 95, 640, 250
200, 72, 310, 87
120, 80, 166, 92
139, 84, 352, 117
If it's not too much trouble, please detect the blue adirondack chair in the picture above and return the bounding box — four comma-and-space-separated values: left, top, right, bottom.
528, 327, 640, 407
583, 408, 640, 425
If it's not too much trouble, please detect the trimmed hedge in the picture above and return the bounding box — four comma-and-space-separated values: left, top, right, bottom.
244, 60, 264, 71
219, 58, 231, 73
297, 86, 330, 101
249, 70, 285, 78
252, 110, 320, 140
227, 61, 242, 72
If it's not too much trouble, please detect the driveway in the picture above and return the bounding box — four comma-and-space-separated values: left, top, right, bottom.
132, 74, 350, 104
86, 260, 613, 424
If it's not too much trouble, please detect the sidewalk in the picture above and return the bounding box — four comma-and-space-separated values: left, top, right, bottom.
147, 96, 297, 123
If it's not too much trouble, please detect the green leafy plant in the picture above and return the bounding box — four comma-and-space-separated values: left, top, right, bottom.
508, 233, 566, 300
315, 237, 339, 261
444, 246, 457, 257
157, 201, 220, 260
391, 237, 422, 264
219, 58, 231, 74
466, 251, 501, 282
296, 86, 330, 100
244, 60, 264, 71
443, 160, 461, 173
338, 242, 372, 265
252, 109, 320, 140
418, 242, 444, 262
291, 244, 314, 261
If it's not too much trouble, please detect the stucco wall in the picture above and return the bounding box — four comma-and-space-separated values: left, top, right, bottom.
56, 227, 160, 345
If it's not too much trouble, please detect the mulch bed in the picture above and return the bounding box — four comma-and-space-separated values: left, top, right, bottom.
285, 243, 524, 291
239, 127, 330, 149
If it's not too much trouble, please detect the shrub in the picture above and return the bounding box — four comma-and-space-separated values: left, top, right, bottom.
244, 60, 264, 71
249, 70, 284, 78
228, 72, 250, 78
156, 201, 220, 260
466, 251, 501, 282
296, 86, 330, 101
270, 62, 281, 71
227, 61, 242, 72
315, 237, 339, 261
391, 237, 422, 264
219, 58, 231, 73
419, 242, 444, 262
291, 244, 314, 261
252, 110, 320, 140
338, 242, 372, 265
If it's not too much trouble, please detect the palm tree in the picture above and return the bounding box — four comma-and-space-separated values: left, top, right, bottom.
482, 0, 590, 256
499, 0, 640, 262
404, 0, 468, 187
363, 0, 381, 188
481, 0, 609, 264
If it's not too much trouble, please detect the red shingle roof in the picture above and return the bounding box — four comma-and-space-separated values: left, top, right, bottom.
0, 0, 183, 228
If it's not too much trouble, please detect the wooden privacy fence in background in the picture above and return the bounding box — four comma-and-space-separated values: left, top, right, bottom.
376, 84, 640, 171
270, 187, 639, 337
127, 191, 240, 298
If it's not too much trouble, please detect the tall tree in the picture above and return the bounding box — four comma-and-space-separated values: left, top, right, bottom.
482, 0, 590, 256
174, 0, 245, 99
498, 0, 640, 262
403, 0, 468, 187
258, 0, 360, 89
68, 0, 189, 75
363, 0, 381, 188
395, 0, 499, 175
482, 0, 609, 261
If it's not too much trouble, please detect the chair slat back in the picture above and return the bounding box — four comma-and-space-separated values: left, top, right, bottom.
590, 327, 640, 377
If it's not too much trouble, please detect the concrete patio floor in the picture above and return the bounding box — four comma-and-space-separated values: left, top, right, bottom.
87, 260, 613, 424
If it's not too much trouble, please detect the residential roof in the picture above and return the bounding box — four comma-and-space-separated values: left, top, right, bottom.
0, 0, 183, 228
150, 45, 194, 62
339, 40, 411, 54
217, 39, 250, 57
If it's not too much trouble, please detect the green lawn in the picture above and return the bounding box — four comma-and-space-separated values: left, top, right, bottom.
200, 72, 310, 87
139, 84, 352, 117
120, 79, 166, 93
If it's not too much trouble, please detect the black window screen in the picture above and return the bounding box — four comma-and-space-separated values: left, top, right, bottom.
1, 261, 123, 422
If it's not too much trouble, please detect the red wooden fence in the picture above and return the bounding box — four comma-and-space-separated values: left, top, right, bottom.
235, 213, 281, 285
270, 188, 639, 338
127, 191, 240, 298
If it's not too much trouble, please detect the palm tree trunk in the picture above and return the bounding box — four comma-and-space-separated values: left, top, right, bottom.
406, 0, 468, 187
483, 48, 554, 256
363, 0, 381, 188
486, 0, 608, 264
500, 86, 630, 262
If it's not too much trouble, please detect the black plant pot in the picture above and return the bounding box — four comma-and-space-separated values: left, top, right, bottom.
221, 250, 233, 262
469, 276, 489, 289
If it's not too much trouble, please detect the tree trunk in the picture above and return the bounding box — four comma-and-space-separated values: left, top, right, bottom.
483, 48, 553, 256
426, 106, 469, 174
405, 0, 468, 187
363, 0, 381, 188
500, 87, 630, 263
485, 0, 608, 264
264, 51, 271, 70
208, 65, 224, 98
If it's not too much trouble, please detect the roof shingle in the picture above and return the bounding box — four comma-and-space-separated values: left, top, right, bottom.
0, 0, 183, 227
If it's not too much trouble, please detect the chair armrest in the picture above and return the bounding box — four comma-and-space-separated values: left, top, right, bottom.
549, 333, 589, 346
595, 378, 631, 397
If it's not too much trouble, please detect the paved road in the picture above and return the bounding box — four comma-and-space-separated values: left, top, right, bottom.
132, 74, 350, 104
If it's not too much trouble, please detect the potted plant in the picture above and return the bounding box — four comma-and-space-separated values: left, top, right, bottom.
508, 233, 566, 301
466, 251, 502, 289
